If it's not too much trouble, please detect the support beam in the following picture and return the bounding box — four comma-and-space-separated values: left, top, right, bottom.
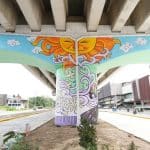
39, 68, 56, 88
98, 67, 119, 85
64, 0, 68, 16
16, 0, 42, 31
86, 0, 106, 31
132, 0, 150, 32
50, 0, 66, 31
0, 24, 146, 39
0, 0, 16, 31
23, 65, 55, 91
109, 0, 140, 32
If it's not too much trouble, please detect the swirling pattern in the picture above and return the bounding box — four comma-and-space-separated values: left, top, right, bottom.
56, 68, 77, 116
32, 37, 120, 68
79, 65, 98, 109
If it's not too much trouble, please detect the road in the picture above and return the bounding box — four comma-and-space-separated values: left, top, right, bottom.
0, 110, 54, 145
99, 110, 150, 142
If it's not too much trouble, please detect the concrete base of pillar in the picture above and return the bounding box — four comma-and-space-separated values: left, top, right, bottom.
81, 107, 98, 124
55, 116, 77, 126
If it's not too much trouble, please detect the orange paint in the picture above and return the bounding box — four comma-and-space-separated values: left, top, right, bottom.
32, 36, 120, 68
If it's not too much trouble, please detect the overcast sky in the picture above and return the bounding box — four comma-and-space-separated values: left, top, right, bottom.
98, 64, 150, 88
0, 63, 53, 99
0, 63, 150, 99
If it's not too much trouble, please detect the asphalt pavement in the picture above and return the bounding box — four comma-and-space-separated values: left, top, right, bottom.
99, 109, 150, 143
0, 110, 54, 146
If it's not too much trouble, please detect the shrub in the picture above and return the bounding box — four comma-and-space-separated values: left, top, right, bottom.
128, 141, 138, 150
101, 144, 110, 150
3, 131, 38, 150
11, 139, 39, 150
77, 117, 97, 150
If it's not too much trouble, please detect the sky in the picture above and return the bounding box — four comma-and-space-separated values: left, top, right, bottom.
0, 63, 53, 99
0, 63, 150, 99
98, 64, 150, 88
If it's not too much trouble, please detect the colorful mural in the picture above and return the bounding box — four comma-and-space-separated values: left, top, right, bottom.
32, 36, 76, 68
55, 67, 77, 125
0, 35, 150, 72
0, 34, 150, 126
77, 37, 120, 65
79, 65, 98, 123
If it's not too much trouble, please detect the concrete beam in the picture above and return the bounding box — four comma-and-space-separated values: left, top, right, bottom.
39, 68, 56, 88
0, 0, 16, 31
16, 0, 42, 31
110, 0, 140, 32
50, 0, 66, 31
132, 0, 150, 32
64, 0, 68, 16
86, 0, 106, 31
0, 24, 147, 39
23, 65, 55, 90
98, 67, 119, 85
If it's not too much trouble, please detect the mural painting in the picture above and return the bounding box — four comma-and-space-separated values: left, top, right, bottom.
0, 34, 150, 126
77, 37, 120, 123
32, 36, 76, 68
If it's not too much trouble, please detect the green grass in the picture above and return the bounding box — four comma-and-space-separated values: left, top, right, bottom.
0, 106, 16, 111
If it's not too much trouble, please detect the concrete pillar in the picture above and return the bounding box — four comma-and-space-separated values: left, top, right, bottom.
55, 65, 98, 126
55, 67, 77, 126
79, 65, 98, 124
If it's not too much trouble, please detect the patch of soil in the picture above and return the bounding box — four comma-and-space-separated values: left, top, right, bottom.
25, 119, 150, 150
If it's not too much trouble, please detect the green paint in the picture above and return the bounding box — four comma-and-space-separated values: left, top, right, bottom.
96, 50, 150, 74
0, 50, 56, 74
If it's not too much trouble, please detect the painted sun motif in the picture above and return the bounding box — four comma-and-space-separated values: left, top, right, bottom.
78, 37, 121, 62
32, 36, 121, 68
32, 36, 75, 68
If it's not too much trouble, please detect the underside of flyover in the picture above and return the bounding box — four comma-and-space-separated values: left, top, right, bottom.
0, 0, 150, 126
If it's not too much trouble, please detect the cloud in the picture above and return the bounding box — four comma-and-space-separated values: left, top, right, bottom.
136, 37, 147, 45
32, 47, 42, 54
7, 39, 20, 47
120, 42, 133, 53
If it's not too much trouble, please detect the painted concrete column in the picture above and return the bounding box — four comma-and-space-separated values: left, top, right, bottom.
55, 64, 98, 126
79, 65, 98, 124
55, 67, 77, 126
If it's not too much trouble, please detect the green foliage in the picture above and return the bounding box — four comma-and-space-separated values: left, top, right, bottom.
3, 131, 16, 144
77, 117, 97, 150
128, 141, 138, 150
3, 131, 25, 144
3, 131, 38, 150
101, 144, 110, 150
29, 96, 54, 108
11, 139, 39, 150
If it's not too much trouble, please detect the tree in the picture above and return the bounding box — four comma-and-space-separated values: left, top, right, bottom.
77, 117, 97, 150
29, 96, 54, 108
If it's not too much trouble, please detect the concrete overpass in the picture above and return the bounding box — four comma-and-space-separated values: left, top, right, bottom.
0, 0, 149, 35
0, 0, 150, 126
0, 0, 149, 91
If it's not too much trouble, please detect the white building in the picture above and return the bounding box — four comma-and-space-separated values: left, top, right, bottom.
122, 82, 134, 103
7, 94, 28, 109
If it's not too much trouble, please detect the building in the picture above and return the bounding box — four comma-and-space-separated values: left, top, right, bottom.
122, 82, 134, 104
0, 94, 28, 109
0, 94, 7, 105
98, 83, 122, 108
98, 75, 150, 108
7, 94, 28, 109
133, 75, 150, 106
